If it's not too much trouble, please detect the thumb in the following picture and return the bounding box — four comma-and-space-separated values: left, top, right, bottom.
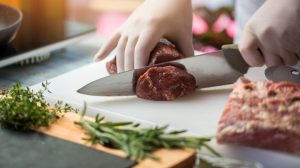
173, 34, 194, 57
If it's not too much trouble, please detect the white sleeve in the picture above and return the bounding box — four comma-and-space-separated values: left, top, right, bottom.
234, 0, 265, 43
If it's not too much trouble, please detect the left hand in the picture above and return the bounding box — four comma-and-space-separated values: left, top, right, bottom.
93, 0, 194, 73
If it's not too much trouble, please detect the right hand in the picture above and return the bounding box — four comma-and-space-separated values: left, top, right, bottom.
239, 0, 300, 67
94, 0, 194, 73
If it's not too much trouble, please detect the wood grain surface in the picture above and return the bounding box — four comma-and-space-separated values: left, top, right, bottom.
38, 112, 196, 168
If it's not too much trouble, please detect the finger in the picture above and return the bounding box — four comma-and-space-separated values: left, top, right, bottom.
116, 36, 128, 73
173, 33, 194, 57
94, 32, 121, 61
297, 47, 300, 58
296, 53, 300, 60
124, 36, 138, 71
285, 55, 298, 66
280, 49, 298, 66
288, 41, 300, 61
134, 29, 162, 69
239, 28, 264, 67
261, 49, 283, 67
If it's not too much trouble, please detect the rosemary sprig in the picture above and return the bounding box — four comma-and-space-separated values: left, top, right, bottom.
0, 82, 78, 130
76, 104, 220, 161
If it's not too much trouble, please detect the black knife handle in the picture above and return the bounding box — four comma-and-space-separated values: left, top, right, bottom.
221, 44, 250, 74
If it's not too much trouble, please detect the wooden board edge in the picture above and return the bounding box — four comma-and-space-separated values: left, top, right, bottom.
38, 112, 196, 168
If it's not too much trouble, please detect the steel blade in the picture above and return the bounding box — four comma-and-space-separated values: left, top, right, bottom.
77, 50, 246, 96
175, 51, 244, 88
77, 70, 134, 96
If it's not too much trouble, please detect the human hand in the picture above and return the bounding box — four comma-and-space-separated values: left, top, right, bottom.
94, 0, 194, 72
239, 0, 300, 67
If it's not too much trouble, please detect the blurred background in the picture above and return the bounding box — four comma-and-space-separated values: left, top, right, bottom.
0, 0, 235, 52
0, 0, 235, 87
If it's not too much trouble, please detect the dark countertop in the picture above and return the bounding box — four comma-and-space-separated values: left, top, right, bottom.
0, 36, 103, 89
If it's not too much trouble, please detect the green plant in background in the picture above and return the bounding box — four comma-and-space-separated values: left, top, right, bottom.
76, 103, 220, 161
0, 82, 78, 130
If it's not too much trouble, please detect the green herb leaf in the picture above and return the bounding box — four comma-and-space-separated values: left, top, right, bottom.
75, 108, 219, 162
0, 82, 78, 130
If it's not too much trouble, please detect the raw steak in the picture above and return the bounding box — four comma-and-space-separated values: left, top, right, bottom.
217, 77, 300, 154
147, 42, 184, 65
106, 40, 196, 101
136, 66, 196, 101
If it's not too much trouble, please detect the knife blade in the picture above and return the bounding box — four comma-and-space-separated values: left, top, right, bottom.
77, 44, 249, 96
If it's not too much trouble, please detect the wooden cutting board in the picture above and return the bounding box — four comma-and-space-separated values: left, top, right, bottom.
38, 112, 196, 168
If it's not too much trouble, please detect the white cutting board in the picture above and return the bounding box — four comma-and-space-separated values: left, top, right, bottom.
31, 61, 300, 168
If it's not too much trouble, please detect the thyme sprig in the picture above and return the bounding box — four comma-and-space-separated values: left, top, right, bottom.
76, 104, 220, 161
0, 82, 78, 130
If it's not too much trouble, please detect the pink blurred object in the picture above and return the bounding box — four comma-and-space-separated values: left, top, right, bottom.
226, 20, 237, 38
212, 14, 231, 33
212, 13, 236, 37
96, 12, 129, 37
192, 14, 208, 35
194, 44, 218, 52
201, 46, 218, 52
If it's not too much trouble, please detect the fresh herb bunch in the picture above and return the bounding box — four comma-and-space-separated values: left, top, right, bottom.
76, 104, 219, 161
0, 82, 77, 130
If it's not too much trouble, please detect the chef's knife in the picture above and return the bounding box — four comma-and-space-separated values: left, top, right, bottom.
77, 44, 249, 96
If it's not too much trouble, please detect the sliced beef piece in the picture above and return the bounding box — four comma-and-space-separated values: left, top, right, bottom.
136, 66, 196, 101
148, 42, 184, 65
217, 77, 300, 154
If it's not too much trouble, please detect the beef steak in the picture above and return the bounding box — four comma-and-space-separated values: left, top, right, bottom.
136, 66, 196, 101
148, 42, 184, 65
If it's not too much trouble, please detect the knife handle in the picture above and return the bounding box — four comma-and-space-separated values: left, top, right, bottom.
222, 44, 249, 74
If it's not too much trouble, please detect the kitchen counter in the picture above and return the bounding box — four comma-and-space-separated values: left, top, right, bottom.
0, 34, 104, 88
